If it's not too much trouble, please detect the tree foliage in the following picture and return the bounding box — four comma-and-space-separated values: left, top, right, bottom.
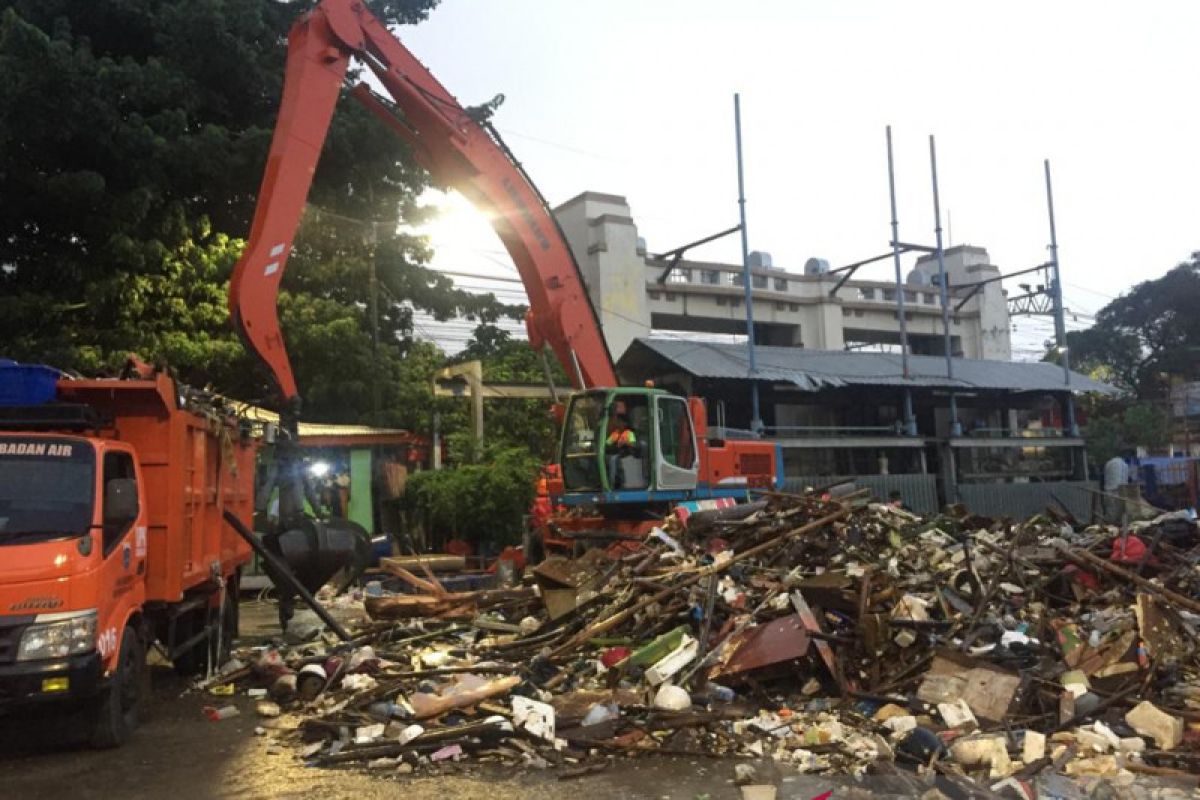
1053, 254, 1200, 460
443, 325, 567, 462
1082, 400, 1169, 465
1063, 254, 1200, 398
404, 446, 540, 548
0, 0, 524, 427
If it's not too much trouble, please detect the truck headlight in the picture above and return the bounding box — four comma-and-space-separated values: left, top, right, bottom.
17, 610, 97, 661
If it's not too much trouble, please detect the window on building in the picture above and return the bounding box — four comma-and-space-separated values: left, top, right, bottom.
664, 292, 677, 302
953, 316, 961, 325
774, 277, 788, 291
730, 298, 742, 308
701, 270, 720, 285
732, 274, 744, 287
648, 290, 660, 300
666, 268, 691, 284
860, 288, 875, 300
882, 288, 896, 301
924, 293, 935, 304
777, 301, 789, 311
716, 296, 727, 306
788, 303, 800, 311
752, 274, 768, 289
854, 309, 865, 317
892, 311, 913, 322
842, 307, 852, 316
904, 290, 917, 303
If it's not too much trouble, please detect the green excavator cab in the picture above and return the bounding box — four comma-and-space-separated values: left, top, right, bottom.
558, 388, 699, 497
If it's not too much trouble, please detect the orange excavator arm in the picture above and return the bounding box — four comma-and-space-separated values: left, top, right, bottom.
230, 0, 617, 408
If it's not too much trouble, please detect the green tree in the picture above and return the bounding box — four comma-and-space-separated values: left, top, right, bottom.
1121, 404, 1169, 453
1083, 412, 1122, 467
1062, 255, 1200, 398
0, 0, 525, 428
448, 324, 568, 461
404, 446, 539, 549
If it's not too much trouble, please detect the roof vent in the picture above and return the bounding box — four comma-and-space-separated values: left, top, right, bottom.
804, 257, 830, 276
748, 251, 772, 269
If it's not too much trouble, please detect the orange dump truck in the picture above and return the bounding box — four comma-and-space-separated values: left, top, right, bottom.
0, 365, 256, 746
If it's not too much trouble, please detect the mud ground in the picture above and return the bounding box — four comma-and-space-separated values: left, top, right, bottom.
0, 600, 1194, 800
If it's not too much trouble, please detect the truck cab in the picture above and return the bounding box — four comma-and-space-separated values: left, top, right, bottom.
0, 430, 147, 723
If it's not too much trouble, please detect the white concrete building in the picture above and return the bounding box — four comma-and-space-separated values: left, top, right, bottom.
554, 191, 1012, 363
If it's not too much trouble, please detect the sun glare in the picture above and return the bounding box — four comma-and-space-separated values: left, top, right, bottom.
418, 190, 497, 254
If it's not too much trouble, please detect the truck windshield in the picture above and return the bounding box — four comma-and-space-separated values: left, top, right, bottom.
0, 438, 95, 545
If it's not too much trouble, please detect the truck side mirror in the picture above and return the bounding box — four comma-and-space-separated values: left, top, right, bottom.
103, 478, 139, 525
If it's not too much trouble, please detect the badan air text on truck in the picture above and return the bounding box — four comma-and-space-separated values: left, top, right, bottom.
229, 0, 781, 548
0, 361, 256, 746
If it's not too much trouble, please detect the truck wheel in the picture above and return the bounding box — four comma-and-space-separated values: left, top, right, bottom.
91, 626, 144, 748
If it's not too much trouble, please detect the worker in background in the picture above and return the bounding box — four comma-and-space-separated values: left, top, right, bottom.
606, 413, 637, 489
1103, 451, 1132, 525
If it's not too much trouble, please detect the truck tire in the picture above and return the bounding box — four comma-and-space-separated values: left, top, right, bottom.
91, 625, 144, 748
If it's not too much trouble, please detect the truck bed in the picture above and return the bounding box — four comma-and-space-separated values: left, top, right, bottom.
57, 376, 256, 601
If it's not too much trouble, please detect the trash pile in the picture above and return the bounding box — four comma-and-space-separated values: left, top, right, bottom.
206, 488, 1200, 795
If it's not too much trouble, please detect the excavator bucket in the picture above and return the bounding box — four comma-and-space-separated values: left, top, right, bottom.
263, 516, 372, 632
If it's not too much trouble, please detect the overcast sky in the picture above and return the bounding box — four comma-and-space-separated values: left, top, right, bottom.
397, 1, 1200, 356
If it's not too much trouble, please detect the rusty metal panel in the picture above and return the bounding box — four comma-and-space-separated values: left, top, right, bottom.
711, 615, 810, 680
957, 480, 1097, 520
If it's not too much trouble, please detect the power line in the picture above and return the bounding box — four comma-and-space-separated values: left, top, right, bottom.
495, 126, 625, 164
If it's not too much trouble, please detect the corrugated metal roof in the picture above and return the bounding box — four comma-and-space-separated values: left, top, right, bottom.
624, 338, 1116, 394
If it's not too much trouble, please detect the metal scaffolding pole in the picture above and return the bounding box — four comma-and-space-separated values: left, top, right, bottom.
1044, 159, 1079, 437
929, 135, 961, 437
887, 126, 916, 435
734, 93, 762, 433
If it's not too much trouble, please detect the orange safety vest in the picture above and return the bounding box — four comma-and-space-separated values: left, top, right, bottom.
607, 429, 636, 447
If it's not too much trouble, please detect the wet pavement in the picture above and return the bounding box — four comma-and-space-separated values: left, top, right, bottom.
0, 679, 853, 800
0, 601, 836, 800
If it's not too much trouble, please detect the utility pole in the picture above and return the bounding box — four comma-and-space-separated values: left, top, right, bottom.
1044, 159, 1078, 437
929, 135, 961, 437
734, 93, 762, 433
886, 126, 916, 436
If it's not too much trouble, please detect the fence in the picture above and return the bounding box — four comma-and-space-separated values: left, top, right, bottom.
781, 474, 940, 515
780, 474, 1101, 520
956, 481, 1098, 521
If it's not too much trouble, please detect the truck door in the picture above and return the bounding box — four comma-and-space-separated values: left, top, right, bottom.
654, 395, 699, 491
94, 448, 145, 665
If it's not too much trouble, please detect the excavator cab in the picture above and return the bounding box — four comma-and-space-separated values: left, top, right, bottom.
558, 388, 699, 501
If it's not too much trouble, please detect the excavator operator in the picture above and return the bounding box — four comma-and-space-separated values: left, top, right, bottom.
606, 414, 637, 451
606, 413, 638, 489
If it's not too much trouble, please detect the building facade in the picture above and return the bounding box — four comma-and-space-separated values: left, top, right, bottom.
554, 191, 1012, 363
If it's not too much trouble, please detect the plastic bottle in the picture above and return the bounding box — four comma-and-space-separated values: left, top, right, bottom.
706, 684, 735, 703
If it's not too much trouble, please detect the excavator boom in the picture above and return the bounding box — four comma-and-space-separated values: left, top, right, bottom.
230, 0, 616, 405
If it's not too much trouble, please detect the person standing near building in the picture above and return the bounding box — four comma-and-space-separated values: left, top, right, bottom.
1103, 452, 1131, 525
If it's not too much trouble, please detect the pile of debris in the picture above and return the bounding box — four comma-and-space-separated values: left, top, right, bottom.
205, 489, 1200, 795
